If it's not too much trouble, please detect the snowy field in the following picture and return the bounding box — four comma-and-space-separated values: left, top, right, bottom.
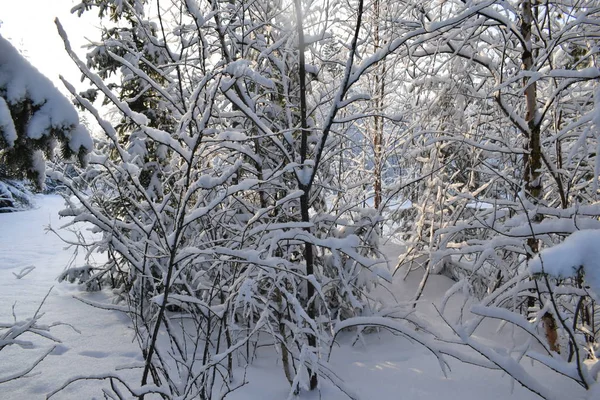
0, 195, 585, 399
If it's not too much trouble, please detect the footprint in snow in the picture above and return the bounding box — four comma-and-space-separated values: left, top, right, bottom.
120, 351, 141, 358
51, 344, 69, 355
78, 350, 110, 358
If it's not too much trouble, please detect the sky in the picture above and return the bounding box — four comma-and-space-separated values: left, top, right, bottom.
0, 0, 98, 93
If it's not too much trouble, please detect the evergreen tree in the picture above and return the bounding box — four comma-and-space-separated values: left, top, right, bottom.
0, 34, 91, 210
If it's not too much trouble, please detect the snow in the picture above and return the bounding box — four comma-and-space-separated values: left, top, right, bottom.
0, 96, 17, 146
67, 124, 94, 154
529, 229, 600, 302
0, 34, 92, 152
217, 130, 248, 141
185, 0, 205, 25
30, 150, 46, 187
224, 59, 275, 88
0, 195, 141, 399
0, 196, 589, 399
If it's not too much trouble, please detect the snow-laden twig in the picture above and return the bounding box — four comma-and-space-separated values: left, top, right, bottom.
0, 288, 64, 385
12, 265, 35, 280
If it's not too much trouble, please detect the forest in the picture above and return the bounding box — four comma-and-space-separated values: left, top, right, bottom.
1, 0, 600, 399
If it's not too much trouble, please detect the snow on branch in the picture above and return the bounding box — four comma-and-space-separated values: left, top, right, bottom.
529, 229, 600, 302
0, 288, 66, 385
0, 34, 92, 186
0, 36, 91, 150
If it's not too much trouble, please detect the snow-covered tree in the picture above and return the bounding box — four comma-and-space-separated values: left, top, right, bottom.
0, 34, 92, 193
51, 0, 398, 396
40, 0, 600, 398
390, 1, 600, 295
384, 1, 600, 397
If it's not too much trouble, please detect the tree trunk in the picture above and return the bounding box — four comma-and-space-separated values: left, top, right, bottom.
521, 0, 559, 353
295, 0, 318, 390
372, 0, 384, 209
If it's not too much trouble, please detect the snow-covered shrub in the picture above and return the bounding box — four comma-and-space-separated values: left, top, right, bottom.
529, 230, 600, 303
56, 0, 600, 397
529, 230, 600, 362
373, 2, 600, 397
0, 179, 35, 213
439, 230, 600, 399
314, 208, 386, 320
57, 264, 101, 291
50, 0, 394, 396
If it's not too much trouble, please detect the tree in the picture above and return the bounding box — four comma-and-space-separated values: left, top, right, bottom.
45, 0, 600, 398
391, 1, 600, 289
52, 0, 393, 396
384, 1, 600, 396
0, 34, 92, 193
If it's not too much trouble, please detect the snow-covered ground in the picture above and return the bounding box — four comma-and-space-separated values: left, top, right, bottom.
0, 195, 583, 399
0, 195, 141, 399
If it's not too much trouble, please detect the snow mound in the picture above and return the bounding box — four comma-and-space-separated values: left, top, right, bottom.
529, 229, 600, 301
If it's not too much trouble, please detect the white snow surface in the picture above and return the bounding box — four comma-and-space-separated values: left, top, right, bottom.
529, 229, 600, 302
0, 196, 587, 399
0, 34, 92, 152
0, 195, 141, 399
0, 96, 17, 146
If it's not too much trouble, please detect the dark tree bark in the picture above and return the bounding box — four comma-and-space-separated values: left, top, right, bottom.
521, 0, 559, 353
294, 0, 318, 390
